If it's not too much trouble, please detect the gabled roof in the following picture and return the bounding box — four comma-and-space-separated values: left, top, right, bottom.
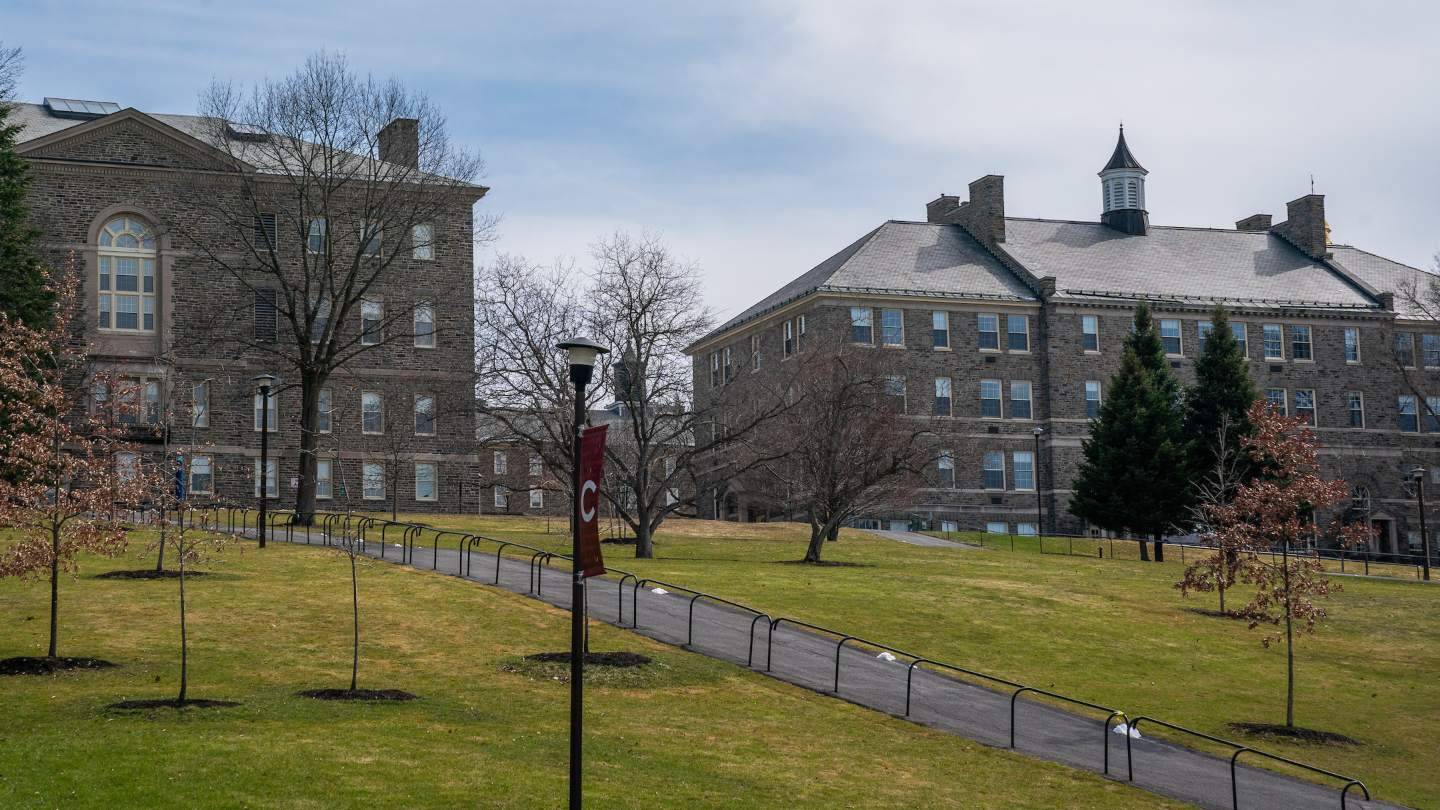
1101, 126, 1146, 173
1330, 246, 1438, 319
13, 105, 258, 173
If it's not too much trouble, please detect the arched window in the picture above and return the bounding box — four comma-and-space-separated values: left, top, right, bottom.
97, 216, 156, 332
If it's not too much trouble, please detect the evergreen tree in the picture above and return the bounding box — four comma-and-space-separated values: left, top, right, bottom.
1185, 305, 1257, 482
0, 83, 50, 326
1070, 302, 1190, 561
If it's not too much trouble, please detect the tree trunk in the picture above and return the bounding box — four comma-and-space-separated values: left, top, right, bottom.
294, 372, 324, 526
1137, 537, 1150, 562
350, 551, 359, 692
1153, 532, 1165, 563
1282, 542, 1294, 728
178, 551, 188, 704
803, 517, 827, 563
826, 523, 840, 543
48, 522, 60, 658
155, 506, 167, 572
634, 506, 655, 559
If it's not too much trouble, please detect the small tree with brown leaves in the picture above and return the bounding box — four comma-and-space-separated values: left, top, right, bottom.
1179, 402, 1368, 730
0, 259, 140, 671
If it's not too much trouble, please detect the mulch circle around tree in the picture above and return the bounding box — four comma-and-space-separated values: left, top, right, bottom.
297, 688, 419, 702
106, 698, 241, 710
601, 537, 638, 545
1229, 722, 1361, 746
0, 656, 117, 676
524, 651, 652, 668
95, 569, 209, 580
1185, 607, 1243, 620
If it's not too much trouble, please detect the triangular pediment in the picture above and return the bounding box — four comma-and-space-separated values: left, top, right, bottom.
17, 108, 252, 173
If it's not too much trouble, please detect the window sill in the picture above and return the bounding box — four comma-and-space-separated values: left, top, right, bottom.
978, 348, 1002, 354
414, 344, 437, 350
1083, 349, 1101, 355
1293, 359, 1315, 364
933, 346, 952, 352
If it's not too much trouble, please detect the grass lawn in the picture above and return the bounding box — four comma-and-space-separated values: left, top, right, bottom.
351, 512, 1439, 808
0, 531, 1178, 809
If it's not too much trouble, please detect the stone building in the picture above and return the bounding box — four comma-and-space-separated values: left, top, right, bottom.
12, 97, 484, 512
690, 128, 1437, 555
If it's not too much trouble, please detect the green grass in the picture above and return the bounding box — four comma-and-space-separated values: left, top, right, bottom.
0, 531, 1178, 809
355, 512, 1440, 809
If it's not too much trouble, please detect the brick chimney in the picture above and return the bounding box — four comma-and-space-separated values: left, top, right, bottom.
927, 176, 1005, 245
378, 117, 419, 169
1270, 195, 1330, 260
1235, 214, 1272, 232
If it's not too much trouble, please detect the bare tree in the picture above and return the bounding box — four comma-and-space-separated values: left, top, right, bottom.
0, 43, 21, 103
181, 51, 491, 525
1185, 414, 1247, 613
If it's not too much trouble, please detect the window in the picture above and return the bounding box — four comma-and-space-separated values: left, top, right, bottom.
1013, 451, 1035, 491
363, 462, 385, 500
316, 459, 333, 500
253, 213, 277, 250
933, 377, 952, 416
414, 462, 437, 501
723, 347, 733, 383
1344, 328, 1361, 363
359, 221, 381, 257
797, 314, 806, 349
1399, 395, 1419, 432
709, 352, 720, 388
1263, 324, 1284, 360
116, 378, 160, 426
254, 458, 278, 499
977, 314, 999, 351
985, 521, 1008, 534
1160, 319, 1182, 355
1425, 335, 1440, 368
116, 452, 139, 484
1198, 321, 1213, 351
414, 302, 435, 348
1007, 315, 1029, 351
414, 394, 435, 435
191, 381, 209, 428
1231, 322, 1248, 357
361, 299, 383, 345
750, 334, 760, 371
937, 450, 954, 488
980, 379, 1002, 418
307, 218, 327, 254
361, 391, 384, 434
530, 489, 545, 508
493, 451, 508, 475
1347, 392, 1365, 428
982, 451, 1005, 490
97, 216, 156, 333
1081, 315, 1099, 352
254, 289, 277, 342
850, 307, 873, 344
412, 223, 434, 260
493, 485, 508, 508
530, 455, 543, 477
253, 388, 278, 432
783, 320, 795, 358
880, 308, 904, 347
1395, 333, 1415, 367
932, 311, 950, 349
1291, 325, 1313, 361
311, 298, 331, 344
1010, 381, 1033, 419
189, 455, 213, 495
886, 375, 907, 410
318, 388, 333, 433
1427, 397, 1440, 433
1084, 380, 1102, 418
1265, 388, 1287, 416
1294, 389, 1316, 425
1016, 523, 1038, 537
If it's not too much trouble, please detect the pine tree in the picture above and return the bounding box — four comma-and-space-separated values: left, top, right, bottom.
1185, 305, 1257, 482
0, 98, 50, 327
1070, 302, 1190, 561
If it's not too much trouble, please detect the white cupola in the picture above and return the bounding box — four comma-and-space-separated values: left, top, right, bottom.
1099, 125, 1149, 235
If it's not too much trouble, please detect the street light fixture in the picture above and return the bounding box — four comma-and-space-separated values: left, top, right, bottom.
1032, 426, 1045, 538
252, 373, 279, 549
1410, 467, 1432, 581
556, 336, 609, 810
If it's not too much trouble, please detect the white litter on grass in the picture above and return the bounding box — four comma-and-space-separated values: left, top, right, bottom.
876, 652, 899, 662
1112, 723, 1142, 739
651, 587, 669, 595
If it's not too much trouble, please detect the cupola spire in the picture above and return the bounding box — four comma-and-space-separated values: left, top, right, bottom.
1098, 125, 1148, 235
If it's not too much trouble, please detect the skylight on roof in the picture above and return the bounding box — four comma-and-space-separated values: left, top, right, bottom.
43, 97, 121, 119
226, 121, 269, 141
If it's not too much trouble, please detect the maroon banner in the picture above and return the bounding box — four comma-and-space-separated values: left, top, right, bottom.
577, 423, 608, 578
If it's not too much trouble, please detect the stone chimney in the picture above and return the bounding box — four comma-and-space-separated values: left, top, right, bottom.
1235, 214, 1272, 232
1377, 291, 1395, 311
928, 176, 1005, 245
926, 194, 961, 223
1270, 194, 1330, 260
378, 117, 420, 169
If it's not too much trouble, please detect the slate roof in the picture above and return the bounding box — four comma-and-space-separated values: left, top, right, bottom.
1101, 127, 1146, 172
1330, 246, 1438, 320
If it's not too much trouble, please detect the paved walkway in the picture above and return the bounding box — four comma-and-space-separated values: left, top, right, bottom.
865, 529, 982, 549
248, 524, 1396, 810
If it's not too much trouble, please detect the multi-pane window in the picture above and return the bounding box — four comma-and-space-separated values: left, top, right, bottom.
797, 314, 806, 349
1013, 451, 1036, 491
1263, 324, 1284, 360
493, 451, 508, 475
97, 217, 156, 332
493, 485, 508, 508
1347, 392, 1365, 428
318, 387, 333, 433
414, 462, 437, 501
191, 381, 209, 428
722, 347, 733, 383
1197, 321, 1213, 351
253, 388, 278, 432
1016, 523, 1038, 537
1294, 389, 1316, 425
311, 298, 331, 344
1231, 322, 1248, 356
189, 455, 213, 495
937, 450, 954, 488
307, 218, 327, 254
1399, 395, 1419, 432
316, 459, 333, 500
1007, 315, 1029, 351
1081, 315, 1099, 352
530, 489, 545, 508
977, 314, 999, 350
359, 220, 381, 258
414, 302, 436, 348
361, 299, 383, 345
254, 289, 278, 342
932, 311, 950, 349
254, 458, 279, 499
414, 394, 436, 435
1160, 319, 1182, 355
115, 452, 139, 484
982, 451, 1005, 490
363, 462, 385, 500
709, 352, 720, 388
1265, 388, 1287, 415
1291, 325, 1313, 361
1395, 333, 1416, 367
412, 223, 434, 260
1425, 335, 1440, 368
980, 379, 1002, 418
1426, 397, 1440, 433
783, 320, 795, 358
253, 213, 278, 250
529, 455, 543, 477
361, 391, 384, 434
1084, 380, 1102, 418
985, 521, 1008, 534
886, 375, 907, 410
750, 334, 760, 371
1344, 328, 1361, 363
880, 308, 904, 346
115, 379, 160, 426
933, 377, 952, 416
1010, 381, 1033, 419
850, 307, 873, 344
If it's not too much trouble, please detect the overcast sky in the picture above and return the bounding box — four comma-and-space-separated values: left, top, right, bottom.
7, 1, 1438, 321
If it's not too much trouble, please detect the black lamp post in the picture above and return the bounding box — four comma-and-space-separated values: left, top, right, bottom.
1411, 467, 1432, 581
253, 373, 278, 549
1032, 426, 1045, 537
556, 336, 608, 810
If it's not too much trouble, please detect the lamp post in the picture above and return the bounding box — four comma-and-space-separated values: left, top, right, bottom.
1032, 426, 1045, 537
1411, 467, 1432, 581
253, 373, 278, 549
557, 336, 609, 810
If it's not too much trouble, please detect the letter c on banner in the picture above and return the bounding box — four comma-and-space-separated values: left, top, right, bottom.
580, 479, 598, 522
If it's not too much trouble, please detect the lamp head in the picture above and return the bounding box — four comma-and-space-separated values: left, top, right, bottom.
1412, 467, 1427, 482
252, 373, 279, 390
557, 337, 609, 387
1032, 426, 1045, 437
